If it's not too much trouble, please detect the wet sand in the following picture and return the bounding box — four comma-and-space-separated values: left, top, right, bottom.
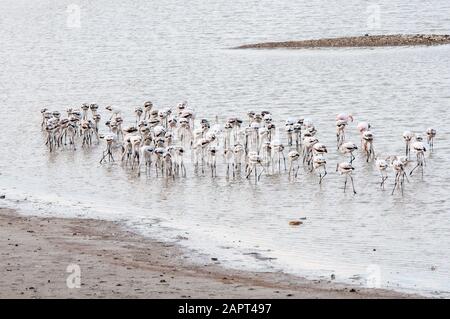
0, 207, 418, 299
234, 34, 450, 49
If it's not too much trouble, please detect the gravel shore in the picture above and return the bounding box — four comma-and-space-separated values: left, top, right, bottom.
0, 208, 419, 298
234, 34, 450, 49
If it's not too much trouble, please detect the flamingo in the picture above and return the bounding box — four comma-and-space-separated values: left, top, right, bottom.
311, 142, 327, 170
177, 118, 193, 148
135, 107, 143, 124
391, 157, 408, 195
81, 104, 90, 120
207, 145, 218, 177
143, 101, 153, 119
293, 122, 302, 152
336, 162, 357, 194
173, 146, 186, 177
138, 138, 155, 176
40, 108, 50, 129
105, 105, 121, 120
426, 128, 436, 151
90, 103, 99, 117
362, 131, 375, 162
409, 139, 427, 178
233, 143, 245, 174
99, 133, 116, 164
357, 122, 371, 147
313, 154, 327, 184
263, 112, 273, 125
285, 125, 294, 147
247, 111, 255, 126
339, 141, 358, 164
403, 131, 414, 159
193, 135, 215, 173
287, 150, 300, 179
302, 136, 318, 166
375, 158, 389, 190
336, 119, 348, 149
336, 113, 354, 122
246, 151, 265, 183
271, 139, 286, 173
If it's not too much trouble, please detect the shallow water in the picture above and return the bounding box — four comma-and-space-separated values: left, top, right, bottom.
1, 0, 450, 297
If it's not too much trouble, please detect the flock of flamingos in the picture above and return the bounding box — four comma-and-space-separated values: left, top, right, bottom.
40, 101, 436, 195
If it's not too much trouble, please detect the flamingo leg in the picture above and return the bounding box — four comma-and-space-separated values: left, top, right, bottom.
320, 170, 327, 185
381, 175, 388, 189
409, 162, 420, 176
100, 151, 107, 164
391, 172, 399, 195
246, 166, 253, 179
257, 163, 265, 180
294, 164, 300, 178
350, 175, 356, 194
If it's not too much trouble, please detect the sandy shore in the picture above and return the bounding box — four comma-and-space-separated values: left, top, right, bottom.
0, 207, 418, 299
234, 34, 450, 49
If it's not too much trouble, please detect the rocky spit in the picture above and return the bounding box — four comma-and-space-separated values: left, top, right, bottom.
234, 34, 450, 49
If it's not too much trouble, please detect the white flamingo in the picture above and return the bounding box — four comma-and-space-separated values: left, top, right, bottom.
362, 131, 375, 162
336, 162, 356, 194
426, 128, 436, 151
105, 105, 121, 120
246, 151, 265, 183
313, 154, 327, 185
271, 139, 286, 173
287, 150, 300, 179
391, 157, 408, 195
375, 158, 389, 190
357, 122, 371, 147
403, 131, 414, 159
99, 133, 117, 164
336, 119, 348, 149
340, 141, 358, 164
138, 141, 155, 175
409, 138, 427, 178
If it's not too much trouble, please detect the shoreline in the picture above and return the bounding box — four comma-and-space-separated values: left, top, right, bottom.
234, 34, 450, 49
0, 207, 418, 298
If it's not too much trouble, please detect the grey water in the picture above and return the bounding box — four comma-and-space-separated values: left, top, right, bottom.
1, 0, 450, 297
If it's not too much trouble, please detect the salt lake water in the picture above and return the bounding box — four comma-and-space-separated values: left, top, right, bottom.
1, 0, 450, 297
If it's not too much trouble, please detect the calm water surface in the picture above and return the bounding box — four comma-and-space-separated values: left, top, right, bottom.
1, 0, 450, 296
